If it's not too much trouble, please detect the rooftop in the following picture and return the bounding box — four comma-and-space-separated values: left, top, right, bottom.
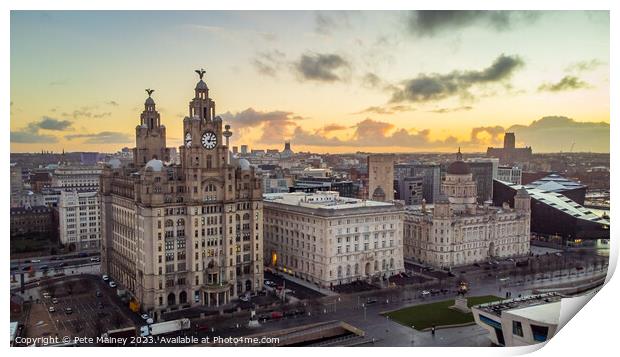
525, 173, 586, 192
263, 191, 393, 210
501, 181, 609, 225
474, 292, 562, 320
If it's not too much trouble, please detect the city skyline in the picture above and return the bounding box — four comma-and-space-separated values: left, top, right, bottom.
11, 11, 610, 154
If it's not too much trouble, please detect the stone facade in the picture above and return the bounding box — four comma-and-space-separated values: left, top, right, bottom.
403, 151, 530, 269
368, 154, 395, 201
100, 71, 264, 321
263, 191, 404, 288
58, 190, 101, 251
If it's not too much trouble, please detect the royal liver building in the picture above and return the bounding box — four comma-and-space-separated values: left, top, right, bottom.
100, 70, 263, 321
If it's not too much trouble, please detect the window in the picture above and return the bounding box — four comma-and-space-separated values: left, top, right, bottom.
512, 321, 523, 337
531, 325, 549, 342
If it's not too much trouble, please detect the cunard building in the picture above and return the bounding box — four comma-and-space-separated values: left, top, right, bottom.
100, 70, 263, 320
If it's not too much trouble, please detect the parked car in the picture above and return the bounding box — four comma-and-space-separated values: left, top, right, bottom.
420, 290, 431, 297
40, 265, 49, 271
58, 262, 67, 267
78, 252, 88, 258
48, 306, 56, 313
64, 307, 73, 315
52, 298, 59, 304
271, 311, 283, 319
31, 259, 41, 263
109, 281, 117, 288
258, 314, 271, 321
42, 292, 51, 299
22, 266, 31, 271
90, 257, 100, 262
576, 266, 584, 271
366, 298, 378, 305
102, 275, 110, 281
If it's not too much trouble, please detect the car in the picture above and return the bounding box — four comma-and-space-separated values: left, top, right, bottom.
499, 277, 510, 282
430, 289, 441, 295
31, 259, 41, 263
146, 318, 154, 325
141, 314, 149, 320
240, 296, 250, 302
96, 290, 103, 297
52, 298, 59, 304
196, 323, 210, 331
90, 257, 100, 262
50, 257, 58, 261
366, 298, 377, 305
64, 307, 73, 315
42, 293, 51, 299
102, 275, 109, 281
576, 266, 584, 271
40, 265, 49, 270
78, 252, 88, 258
98, 302, 105, 309
48, 306, 56, 313
22, 266, 31, 271
109, 281, 117, 288
555, 252, 563, 257
271, 311, 283, 319
10, 265, 18, 271
258, 314, 271, 321
421, 290, 431, 297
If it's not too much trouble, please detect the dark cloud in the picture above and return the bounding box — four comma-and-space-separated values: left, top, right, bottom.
65, 131, 131, 144
293, 53, 351, 82
220, 108, 302, 144
406, 10, 540, 37
507, 116, 609, 152
565, 59, 604, 73
355, 105, 415, 115
538, 76, 590, 92
61, 106, 112, 119
315, 11, 352, 35
11, 116, 74, 143
252, 50, 286, 77
390, 54, 523, 103
35, 117, 73, 131
11, 131, 58, 143
361, 72, 398, 92
429, 106, 473, 114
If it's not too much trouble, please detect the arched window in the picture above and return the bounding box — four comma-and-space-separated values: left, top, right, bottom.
165, 219, 174, 228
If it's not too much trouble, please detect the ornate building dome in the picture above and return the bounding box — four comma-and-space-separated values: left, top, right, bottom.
446, 148, 470, 175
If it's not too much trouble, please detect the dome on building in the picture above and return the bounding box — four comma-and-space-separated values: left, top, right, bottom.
446, 147, 470, 175
238, 158, 251, 171
145, 158, 164, 172
447, 160, 471, 175
195, 79, 209, 90
108, 158, 122, 169
145, 96, 155, 106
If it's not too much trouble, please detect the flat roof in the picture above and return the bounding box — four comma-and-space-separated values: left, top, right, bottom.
505, 301, 561, 325
263, 191, 394, 210
474, 292, 562, 319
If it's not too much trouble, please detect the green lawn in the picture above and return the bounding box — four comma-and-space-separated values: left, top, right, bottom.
383, 295, 502, 331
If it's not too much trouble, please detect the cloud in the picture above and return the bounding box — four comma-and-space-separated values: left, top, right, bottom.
565, 59, 604, 73
429, 106, 473, 114
390, 54, 523, 103
252, 50, 286, 77
106, 100, 119, 107
10, 116, 74, 143
35, 117, 73, 131
507, 116, 609, 152
406, 10, 540, 37
11, 131, 58, 143
220, 108, 302, 144
538, 76, 590, 92
315, 11, 352, 35
293, 53, 351, 82
355, 105, 415, 115
65, 131, 132, 144
320, 124, 348, 133
61, 106, 112, 119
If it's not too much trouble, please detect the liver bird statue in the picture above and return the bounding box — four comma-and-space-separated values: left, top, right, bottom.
145, 88, 155, 97
195, 68, 206, 79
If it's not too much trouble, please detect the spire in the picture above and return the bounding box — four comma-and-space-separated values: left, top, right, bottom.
456, 147, 463, 161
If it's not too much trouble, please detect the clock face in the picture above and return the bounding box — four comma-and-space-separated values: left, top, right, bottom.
184, 132, 192, 148
201, 131, 217, 150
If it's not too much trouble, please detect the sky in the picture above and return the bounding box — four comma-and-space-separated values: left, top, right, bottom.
10, 10, 610, 153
